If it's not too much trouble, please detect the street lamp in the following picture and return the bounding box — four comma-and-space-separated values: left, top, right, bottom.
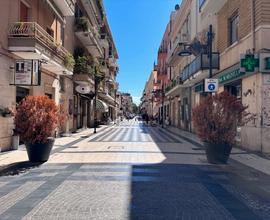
178, 24, 214, 78
152, 83, 165, 128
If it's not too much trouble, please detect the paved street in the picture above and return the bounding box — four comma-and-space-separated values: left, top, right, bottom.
1, 120, 270, 219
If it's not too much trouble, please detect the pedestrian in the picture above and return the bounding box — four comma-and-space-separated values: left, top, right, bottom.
145, 113, 149, 125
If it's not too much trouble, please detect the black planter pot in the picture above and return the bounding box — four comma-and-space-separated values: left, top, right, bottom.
204, 142, 232, 164
25, 138, 55, 162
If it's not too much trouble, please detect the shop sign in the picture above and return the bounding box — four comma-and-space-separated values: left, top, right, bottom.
204, 78, 218, 92
240, 53, 259, 73
11, 60, 41, 86
259, 53, 270, 73
194, 82, 204, 93
218, 68, 244, 84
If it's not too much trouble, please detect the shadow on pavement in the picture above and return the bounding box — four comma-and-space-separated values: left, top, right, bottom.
128, 123, 270, 220
0, 161, 44, 176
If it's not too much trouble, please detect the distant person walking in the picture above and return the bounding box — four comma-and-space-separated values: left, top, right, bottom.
145, 113, 149, 125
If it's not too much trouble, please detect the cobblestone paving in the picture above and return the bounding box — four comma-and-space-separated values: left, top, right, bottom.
0, 121, 270, 219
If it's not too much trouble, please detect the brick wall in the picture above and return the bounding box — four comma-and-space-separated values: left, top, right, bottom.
255, 0, 270, 27
217, 0, 251, 53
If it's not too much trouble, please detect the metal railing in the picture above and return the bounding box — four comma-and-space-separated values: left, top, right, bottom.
9, 22, 71, 61
64, 0, 75, 12
165, 77, 182, 93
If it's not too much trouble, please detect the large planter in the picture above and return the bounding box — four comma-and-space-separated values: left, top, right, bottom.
25, 138, 55, 162
204, 142, 232, 164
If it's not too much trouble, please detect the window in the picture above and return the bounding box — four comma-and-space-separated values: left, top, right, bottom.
16, 87, 29, 103
20, 1, 29, 22
229, 14, 239, 45
45, 93, 53, 99
46, 27, 54, 38
225, 81, 242, 99
59, 76, 65, 93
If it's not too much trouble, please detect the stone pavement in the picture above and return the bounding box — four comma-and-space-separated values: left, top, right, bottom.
0, 120, 270, 219
0, 124, 111, 169
165, 125, 270, 176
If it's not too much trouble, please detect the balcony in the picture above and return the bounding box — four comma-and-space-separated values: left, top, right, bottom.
165, 77, 186, 96
8, 22, 73, 75
98, 86, 115, 106
73, 74, 94, 86
74, 17, 103, 58
181, 53, 220, 86
166, 33, 189, 66
52, 0, 75, 16
100, 36, 109, 50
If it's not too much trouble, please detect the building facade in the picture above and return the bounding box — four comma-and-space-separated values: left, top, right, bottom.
0, 0, 119, 151
120, 92, 133, 118
141, 66, 159, 118
0, 0, 76, 151
73, 0, 119, 128
142, 0, 270, 153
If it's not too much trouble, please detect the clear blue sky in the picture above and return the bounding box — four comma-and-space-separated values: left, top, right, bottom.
103, 0, 180, 105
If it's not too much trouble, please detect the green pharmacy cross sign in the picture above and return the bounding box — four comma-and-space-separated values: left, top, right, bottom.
240, 54, 259, 73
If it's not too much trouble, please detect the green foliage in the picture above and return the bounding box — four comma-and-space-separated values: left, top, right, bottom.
63, 53, 75, 70
132, 103, 139, 114
73, 56, 94, 75
73, 47, 85, 60
75, 16, 89, 32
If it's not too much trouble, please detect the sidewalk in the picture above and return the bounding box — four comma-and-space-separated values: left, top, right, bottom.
0, 124, 112, 170
164, 125, 270, 176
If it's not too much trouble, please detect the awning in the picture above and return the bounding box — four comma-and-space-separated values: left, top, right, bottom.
96, 99, 109, 112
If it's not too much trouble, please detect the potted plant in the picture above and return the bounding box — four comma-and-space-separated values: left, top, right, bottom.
14, 96, 63, 162
73, 55, 94, 75
64, 53, 75, 70
75, 16, 89, 32
0, 107, 15, 117
192, 91, 249, 164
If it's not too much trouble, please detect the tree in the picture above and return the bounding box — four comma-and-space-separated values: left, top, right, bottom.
132, 103, 139, 114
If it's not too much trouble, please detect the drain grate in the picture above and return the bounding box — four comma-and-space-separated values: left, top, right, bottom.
107, 146, 125, 150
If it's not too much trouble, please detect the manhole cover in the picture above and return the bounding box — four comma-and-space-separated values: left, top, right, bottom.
192, 147, 203, 151
107, 146, 125, 150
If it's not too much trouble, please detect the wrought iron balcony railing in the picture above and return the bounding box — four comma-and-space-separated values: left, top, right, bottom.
9, 22, 71, 65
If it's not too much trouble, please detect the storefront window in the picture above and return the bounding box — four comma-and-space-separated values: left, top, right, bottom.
16, 87, 29, 103
225, 81, 242, 99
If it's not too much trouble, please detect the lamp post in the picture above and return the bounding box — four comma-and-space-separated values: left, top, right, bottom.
208, 24, 213, 78
151, 96, 154, 120
161, 83, 165, 128
152, 82, 165, 128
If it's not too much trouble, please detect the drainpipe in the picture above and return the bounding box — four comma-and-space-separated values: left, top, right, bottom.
251, 0, 263, 152
251, 0, 256, 52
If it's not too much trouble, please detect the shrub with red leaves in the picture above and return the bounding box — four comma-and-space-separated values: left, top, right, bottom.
192, 91, 249, 145
15, 96, 62, 144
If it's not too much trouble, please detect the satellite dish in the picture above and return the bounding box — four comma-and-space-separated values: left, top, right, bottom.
75, 85, 91, 94
175, 4, 180, 10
